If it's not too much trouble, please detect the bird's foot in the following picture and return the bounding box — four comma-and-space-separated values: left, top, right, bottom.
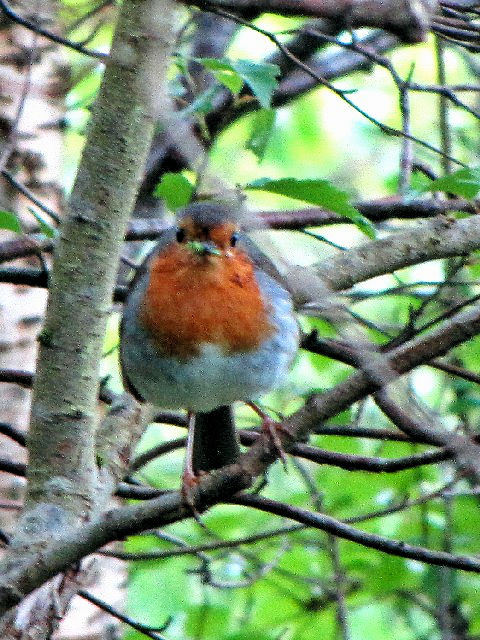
181, 467, 208, 524
261, 416, 289, 469
248, 402, 291, 469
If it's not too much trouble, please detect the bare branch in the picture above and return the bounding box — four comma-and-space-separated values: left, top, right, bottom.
230, 494, 480, 573
187, 0, 437, 42
313, 215, 480, 294
77, 590, 170, 640
0, 423, 26, 447
100, 524, 304, 560
1, 170, 61, 224
0, 0, 108, 59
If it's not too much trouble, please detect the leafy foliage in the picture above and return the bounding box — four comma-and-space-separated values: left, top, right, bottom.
0, 210, 22, 233
195, 58, 281, 108
154, 172, 194, 210
423, 166, 480, 199
245, 177, 376, 237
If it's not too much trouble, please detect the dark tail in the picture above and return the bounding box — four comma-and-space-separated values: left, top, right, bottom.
192, 405, 240, 473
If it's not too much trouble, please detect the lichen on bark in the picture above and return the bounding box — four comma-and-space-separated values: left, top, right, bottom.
0, 0, 178, 632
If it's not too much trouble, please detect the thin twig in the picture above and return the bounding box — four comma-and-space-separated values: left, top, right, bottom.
328, 534, 350, 640
435, 36, 453, 176
1, 171, 61, 224
231, 495, 480, 573
206, 7, 466, 166
0, 0, 108, 59
77, 590, 170, 640
101, 524, 305, 561
345, 480, 458, 524
398, 79, 412, 195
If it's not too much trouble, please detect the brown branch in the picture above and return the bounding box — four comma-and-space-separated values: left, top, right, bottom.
186, 0, 436, 42
100, 524, 304, 560
129, 437, 187, 472
0, 457, 165, 501
312, 424, 416, 442
77, 590, 170, 639
346, 480, 457, 524
229, 494, 480, 572
3, 111, 480, 623
115, 482, 165, 500
206, 6, 457, 165
271, 31, 397, 108
312, 215, 480, 294
0, 0, 108, 59
287, 442, 448, 471
0, 369, 34, 389
260, 198, 475, 229
0, 423, 26, 447
0, 459, 25, 477
130, 429, 446, 474
375, 390, 480, 485
1, 289, 479, 618
1, 170, 61, 224
0, 199, 475, 266
0, 418, 471, 621
303, 334, 480, 389
0, 236, 53, 264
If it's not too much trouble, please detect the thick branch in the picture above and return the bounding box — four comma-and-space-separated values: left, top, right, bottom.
188, 0, 437, 42
24, 0, 175, 521
0, 0, 178, 631
313, 214, 480, 294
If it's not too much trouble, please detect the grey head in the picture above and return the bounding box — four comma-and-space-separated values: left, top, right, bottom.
177, 200, 245, 228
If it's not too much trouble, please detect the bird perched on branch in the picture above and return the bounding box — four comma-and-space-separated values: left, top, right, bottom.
120, 200, 299, 494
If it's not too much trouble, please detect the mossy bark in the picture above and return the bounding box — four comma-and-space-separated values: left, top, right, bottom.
26, 0, 176, 524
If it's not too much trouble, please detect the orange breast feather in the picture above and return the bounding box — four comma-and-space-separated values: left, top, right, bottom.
139, 244, 273, 359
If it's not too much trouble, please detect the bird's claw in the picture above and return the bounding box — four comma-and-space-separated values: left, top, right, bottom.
247, 401, 291, 469
261, 416, 290, 470
181, 468, 208, 524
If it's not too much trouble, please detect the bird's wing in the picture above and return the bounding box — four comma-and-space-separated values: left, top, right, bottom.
118, 228, 176, 401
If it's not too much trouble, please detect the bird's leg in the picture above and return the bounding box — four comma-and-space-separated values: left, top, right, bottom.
247, 402, 290, 468
181, 413, 212, 531
181, 411, 199, 510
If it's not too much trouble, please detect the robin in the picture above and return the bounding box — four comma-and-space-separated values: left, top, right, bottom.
120, 200, 299, 491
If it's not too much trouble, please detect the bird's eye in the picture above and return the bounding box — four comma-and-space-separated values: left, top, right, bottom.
176, 227, 185, 243
230, 232, 239, 247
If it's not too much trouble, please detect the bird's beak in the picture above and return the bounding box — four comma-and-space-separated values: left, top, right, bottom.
187, 240, 222, 257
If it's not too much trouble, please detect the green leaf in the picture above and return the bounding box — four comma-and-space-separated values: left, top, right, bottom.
193, 58, 280, 107
245, 177, 376, 238
424, 166, 480, 198
154, 173, 194, 210
213, 68, 244, 94
0, 210, 22, 233
28, 208, 58, 238
230, 59, 280, 109
194, 57, 243, 94
247, 109, 276, 161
